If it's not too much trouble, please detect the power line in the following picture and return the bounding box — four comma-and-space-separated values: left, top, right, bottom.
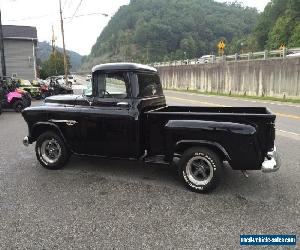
70, 0, 84, 20
64, 12, 109, 19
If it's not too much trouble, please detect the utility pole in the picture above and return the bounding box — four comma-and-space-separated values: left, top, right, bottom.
59, 0, 68, 84
51, 25, 58, 74
0, 9, 7, 77
51, 25, 56, 54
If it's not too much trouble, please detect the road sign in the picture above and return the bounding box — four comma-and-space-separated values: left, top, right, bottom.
218, 40, 226, 50
279, 43, 285, 50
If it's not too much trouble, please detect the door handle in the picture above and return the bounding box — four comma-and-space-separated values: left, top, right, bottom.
117, 102, 130, 108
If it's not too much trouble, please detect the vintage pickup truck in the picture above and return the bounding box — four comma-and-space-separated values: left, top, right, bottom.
22, 63, 280, 193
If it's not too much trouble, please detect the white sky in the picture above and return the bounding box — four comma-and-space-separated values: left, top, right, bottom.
0, 0, 270, 55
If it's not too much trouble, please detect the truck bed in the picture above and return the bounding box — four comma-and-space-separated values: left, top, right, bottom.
145, 105, 276, 170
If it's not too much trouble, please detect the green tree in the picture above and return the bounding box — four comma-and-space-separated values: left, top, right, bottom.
254, 0, 300, 50
254, 0, 288, 49
288, 22, 300, 47
267, 15, 292, 49
180, 36, 197, 58
40, 51, 71, 79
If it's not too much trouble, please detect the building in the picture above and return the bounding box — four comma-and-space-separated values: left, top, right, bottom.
0, 25, 38, 80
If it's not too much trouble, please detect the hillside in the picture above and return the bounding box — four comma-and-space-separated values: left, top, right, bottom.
254, 0, 300, 50
37, 41, 82, 72
81, 0, 259, 70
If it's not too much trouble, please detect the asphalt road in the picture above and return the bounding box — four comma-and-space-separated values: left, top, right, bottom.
0, 78, 299, 249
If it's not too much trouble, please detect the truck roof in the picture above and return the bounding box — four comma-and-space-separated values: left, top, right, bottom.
92, 63, 157, 73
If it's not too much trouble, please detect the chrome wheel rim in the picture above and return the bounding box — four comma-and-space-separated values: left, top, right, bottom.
40, 139, 62, 164
186, 156, 213, 186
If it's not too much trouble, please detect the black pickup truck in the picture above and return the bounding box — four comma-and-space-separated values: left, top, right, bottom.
22, 63, 280, 193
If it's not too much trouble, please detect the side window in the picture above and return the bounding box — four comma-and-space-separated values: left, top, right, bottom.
96, 72, 129, 99
137, 73, 163, 97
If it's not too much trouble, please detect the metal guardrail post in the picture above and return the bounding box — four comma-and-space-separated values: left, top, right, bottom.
235, 53, 238, 61
248, 52, 252, 61
264, 50, 268, 60
283, 47, 287, 58
212, 55, 216, 63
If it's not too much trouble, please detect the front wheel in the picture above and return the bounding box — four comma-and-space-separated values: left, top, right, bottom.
35, 131, 70, 170
178, 147, 222, 193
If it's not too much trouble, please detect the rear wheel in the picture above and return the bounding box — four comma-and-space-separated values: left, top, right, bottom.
178, 147, 222, 193
36, 131, 70, 170
13, 100, 25, 112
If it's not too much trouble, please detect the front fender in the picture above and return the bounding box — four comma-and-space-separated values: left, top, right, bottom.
29, 122, 67, 145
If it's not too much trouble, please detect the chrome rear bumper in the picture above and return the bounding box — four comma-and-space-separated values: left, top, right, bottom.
262, 146, 281, 173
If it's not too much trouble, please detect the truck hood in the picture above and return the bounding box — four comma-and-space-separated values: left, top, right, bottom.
45, 94, 80, 106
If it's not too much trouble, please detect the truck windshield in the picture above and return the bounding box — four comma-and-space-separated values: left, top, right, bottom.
95, 72, 128, 98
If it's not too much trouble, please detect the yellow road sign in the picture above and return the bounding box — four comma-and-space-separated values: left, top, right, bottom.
218, 40, 225, 50
279, 43, 285, 50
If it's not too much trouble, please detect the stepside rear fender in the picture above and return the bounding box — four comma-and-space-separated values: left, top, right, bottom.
164, 120, 257, 166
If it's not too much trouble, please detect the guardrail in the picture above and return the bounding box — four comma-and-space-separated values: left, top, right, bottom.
151, 47, 300, 67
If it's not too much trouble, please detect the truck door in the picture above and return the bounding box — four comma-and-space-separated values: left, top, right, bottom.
79, 72, 138, 158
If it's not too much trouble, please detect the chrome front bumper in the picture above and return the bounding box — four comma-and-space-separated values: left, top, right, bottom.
262, 146, 281, 173
23, 136, 29, 147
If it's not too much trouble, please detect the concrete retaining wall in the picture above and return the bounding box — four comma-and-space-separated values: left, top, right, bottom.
158, 58, 300, 98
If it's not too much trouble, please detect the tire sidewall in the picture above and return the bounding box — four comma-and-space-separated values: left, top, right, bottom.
36, 132, 70, 170
179, 147, 221, 193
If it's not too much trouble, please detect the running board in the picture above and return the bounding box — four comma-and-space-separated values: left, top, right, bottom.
144, 155, 169, 165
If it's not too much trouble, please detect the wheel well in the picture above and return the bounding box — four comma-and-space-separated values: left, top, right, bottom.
175, 142, 229, 162
32, 124, 63, 142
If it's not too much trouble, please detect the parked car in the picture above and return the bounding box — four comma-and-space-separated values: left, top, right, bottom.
49, 77, 73, 95
54, 75, 74, 87
197, 55, 214, 64
286, 51, 300, 58
22, 63, 280, 193
55, 76, 65, 85
42, 77, 73, 96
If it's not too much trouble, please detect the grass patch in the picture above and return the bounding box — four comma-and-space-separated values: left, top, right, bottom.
164, 88, 300, 104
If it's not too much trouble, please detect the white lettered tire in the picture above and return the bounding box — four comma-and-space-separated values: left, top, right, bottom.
178, 147, 222, 193
35, 131, 70, 170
